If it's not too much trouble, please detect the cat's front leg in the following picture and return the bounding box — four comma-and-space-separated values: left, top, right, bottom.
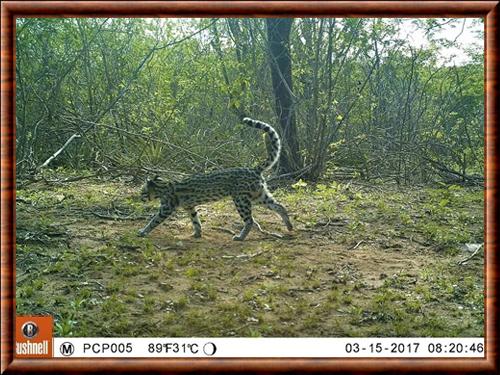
138, 205, 175, 237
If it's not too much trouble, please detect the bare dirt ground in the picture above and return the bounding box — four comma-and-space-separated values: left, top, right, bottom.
16, 178, 484, 337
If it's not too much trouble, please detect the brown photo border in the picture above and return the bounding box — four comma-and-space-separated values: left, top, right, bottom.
1, 1, 498, 374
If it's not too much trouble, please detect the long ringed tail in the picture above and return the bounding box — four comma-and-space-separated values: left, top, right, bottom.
242, 117, 281, 173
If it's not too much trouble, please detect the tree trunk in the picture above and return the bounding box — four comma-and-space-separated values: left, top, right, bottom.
266, 18, 302, 173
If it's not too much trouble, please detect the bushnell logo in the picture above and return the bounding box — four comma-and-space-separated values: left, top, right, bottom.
16, 316, 53, 358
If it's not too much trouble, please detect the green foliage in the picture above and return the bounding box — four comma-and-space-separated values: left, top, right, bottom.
15, 18, 483, 184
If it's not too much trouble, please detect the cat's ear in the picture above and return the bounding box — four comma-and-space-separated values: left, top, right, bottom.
146, 175, 157, 184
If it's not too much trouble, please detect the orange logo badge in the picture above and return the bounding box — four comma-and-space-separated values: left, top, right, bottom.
15, 316, 53, 358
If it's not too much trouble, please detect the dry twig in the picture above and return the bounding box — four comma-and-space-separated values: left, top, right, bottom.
458, 243, 484, 265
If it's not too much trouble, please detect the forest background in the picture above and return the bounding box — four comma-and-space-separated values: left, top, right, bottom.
15, 18, 484, 185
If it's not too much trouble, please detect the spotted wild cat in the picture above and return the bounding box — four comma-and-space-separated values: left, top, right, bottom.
138, 117, 293, 241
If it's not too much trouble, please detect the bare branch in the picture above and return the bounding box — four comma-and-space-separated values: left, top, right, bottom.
38, 134, 81, 170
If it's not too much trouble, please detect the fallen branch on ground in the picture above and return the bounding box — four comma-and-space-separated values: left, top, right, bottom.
211, 224, 285, 239
458, 243, 484, 265
221, 251, 264, 259
349, 240, 365, 250
254, 221, 284, 239
424, 156, 484, 186
38, 133, 81, 170
91, 210, 148, 221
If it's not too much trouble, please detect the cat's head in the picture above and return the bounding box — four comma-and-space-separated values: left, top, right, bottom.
140, 175, 173, 201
